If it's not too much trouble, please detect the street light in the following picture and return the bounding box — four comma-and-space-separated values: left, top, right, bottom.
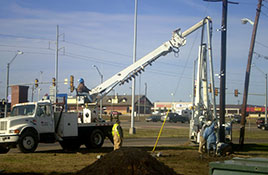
241, 18, 254, 25
93, 65, 103, 118
252, 63, 267, 125
5, 50, 24, 117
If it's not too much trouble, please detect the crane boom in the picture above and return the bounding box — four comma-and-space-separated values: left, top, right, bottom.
89, 16, 212, 101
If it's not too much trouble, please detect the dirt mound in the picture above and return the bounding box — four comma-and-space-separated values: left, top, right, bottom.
77, 148, 179, 175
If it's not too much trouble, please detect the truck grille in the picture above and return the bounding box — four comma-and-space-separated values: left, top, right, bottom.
0, 121, 7, 131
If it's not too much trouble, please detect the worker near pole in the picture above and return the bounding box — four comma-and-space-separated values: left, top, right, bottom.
198, 119, 208, 154
112, 118, 123, 150
203, 120, 216, 156
77, 78, 92, 102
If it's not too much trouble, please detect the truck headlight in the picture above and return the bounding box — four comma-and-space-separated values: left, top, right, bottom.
9, 129, 20, 134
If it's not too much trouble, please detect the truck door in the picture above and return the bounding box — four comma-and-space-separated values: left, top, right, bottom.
36, 104, 54, 133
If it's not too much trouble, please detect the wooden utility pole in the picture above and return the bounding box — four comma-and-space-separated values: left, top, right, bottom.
239, 0, 263, 148
219, 0, 228, 142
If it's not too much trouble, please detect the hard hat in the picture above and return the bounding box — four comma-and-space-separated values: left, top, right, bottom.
78, 78, 84, 83
207, 121, 212, 126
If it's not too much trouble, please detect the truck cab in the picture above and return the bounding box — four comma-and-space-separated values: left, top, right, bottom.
0, 101, 55, 153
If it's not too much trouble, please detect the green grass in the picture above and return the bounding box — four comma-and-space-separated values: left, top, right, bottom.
123, 128, 190, 138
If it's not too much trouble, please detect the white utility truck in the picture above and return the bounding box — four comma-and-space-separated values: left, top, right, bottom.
0, 16, 213, 153
0, 100, 114, 153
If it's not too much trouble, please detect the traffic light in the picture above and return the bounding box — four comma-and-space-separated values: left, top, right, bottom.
35, 79, 39, 88
52, 78, 56, 86
234, 89, 239, 97
194, 85, 196, 97
70, 75, 74, 92
215, 88, 218, 96
208, 83, 212, 93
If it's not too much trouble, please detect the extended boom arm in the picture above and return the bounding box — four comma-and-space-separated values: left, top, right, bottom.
89, 16, 212, 102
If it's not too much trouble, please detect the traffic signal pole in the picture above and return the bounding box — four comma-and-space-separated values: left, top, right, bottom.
239, 0, 262, 148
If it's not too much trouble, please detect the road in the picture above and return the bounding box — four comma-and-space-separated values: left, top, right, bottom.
7, 120, 267, 154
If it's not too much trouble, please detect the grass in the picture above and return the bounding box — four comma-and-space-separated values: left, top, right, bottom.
123, 128, 190, 138
1, 144, 268, 175
0, 120, 268, 175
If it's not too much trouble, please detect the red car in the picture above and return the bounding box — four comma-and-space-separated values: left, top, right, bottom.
256, 118, 268, 130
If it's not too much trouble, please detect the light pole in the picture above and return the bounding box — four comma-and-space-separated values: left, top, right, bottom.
130, 0, 138, 134
93, 65, 103, 118
241, 18, 254, 26
5, 51, 24, 117
252, 64, 267, 125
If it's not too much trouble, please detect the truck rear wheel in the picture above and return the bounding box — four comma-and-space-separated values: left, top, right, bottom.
59, 140, 81, 152
0, 145, 10, 154
85, 129, 104, 149
17, 131, 38, 153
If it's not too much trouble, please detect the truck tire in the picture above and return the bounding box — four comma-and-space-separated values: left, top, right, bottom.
0, 145, 10, 154
85, 129, 104, 149
59, 140, 81, 152
17, 131, 38, 153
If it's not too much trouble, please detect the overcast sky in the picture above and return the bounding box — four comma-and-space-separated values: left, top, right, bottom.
0, 0, 268, 106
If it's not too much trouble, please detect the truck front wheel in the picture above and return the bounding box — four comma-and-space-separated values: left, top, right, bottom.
0, 145, 10, 154
85, 129, 104, 149
17, 131, 38, 153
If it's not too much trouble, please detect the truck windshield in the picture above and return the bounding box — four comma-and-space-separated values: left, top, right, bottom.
10, 105, 36, 117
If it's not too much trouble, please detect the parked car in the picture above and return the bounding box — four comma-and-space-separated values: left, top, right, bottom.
256, 117, 265, 125
232, 115, 241, 123
145, 115, 161, 122
161, 112, 189, 123
256, 118, 268, 130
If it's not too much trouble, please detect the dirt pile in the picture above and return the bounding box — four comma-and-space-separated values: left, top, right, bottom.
77, 148, 179, 175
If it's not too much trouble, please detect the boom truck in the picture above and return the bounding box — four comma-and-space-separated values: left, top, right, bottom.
0, 16, 214, 154
188, 17, 232, 155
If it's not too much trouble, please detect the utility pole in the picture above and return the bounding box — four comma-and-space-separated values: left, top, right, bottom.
219, 0, 228, 142
55, 25, 59, 103
239, 0, 262, 148
203, 0, 238, 142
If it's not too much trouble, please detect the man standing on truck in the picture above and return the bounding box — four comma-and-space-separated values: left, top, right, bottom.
77, 78, 92, 102
112, 118, 123, 150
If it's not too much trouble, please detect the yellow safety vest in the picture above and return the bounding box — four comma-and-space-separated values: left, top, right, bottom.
112, 123, 120, 137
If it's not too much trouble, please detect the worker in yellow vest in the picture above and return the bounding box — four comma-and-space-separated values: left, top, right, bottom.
112, 119, 123, 150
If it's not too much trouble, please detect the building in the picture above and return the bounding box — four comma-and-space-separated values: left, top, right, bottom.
153, 101, 265, 117
102, 95, 153, 115
153, 101, 192, 113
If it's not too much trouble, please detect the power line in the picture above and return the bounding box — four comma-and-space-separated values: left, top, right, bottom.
254, 51, 268, 60
263, 4, 268, 10
64, 40, 130, 58
256, 41, 268, 49
0, 33, 53, 41
0, 44, 50, 50
261, 11, 268, 18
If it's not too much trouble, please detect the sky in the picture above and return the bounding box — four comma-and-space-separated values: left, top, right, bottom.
0, 0, 268, 106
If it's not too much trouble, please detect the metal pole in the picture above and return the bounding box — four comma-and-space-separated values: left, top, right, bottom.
265, 74, 267, 124
239, 0, 262, 147
55, 25, 59, 103
93, 65, 103, 118
144, 83, 147, 115
130, 0, 138, 134
4, 63, 10, 118
219, 0, 227, 142
4, 51, 23, 117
